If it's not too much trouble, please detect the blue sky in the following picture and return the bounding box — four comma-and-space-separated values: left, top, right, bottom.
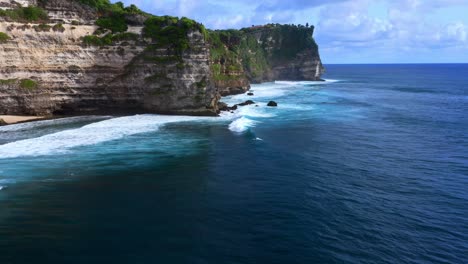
114, 0, 468, 63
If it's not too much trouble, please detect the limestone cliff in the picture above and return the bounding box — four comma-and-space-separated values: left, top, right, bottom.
0, 0, 323, 117
0, 0, 218, 116
209, 24, 324, 96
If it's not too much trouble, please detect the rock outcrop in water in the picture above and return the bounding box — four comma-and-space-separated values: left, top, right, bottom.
0, 0, 323, 117
267, 101, 278, 107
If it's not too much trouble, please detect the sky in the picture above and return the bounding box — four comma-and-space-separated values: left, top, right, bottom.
114, 0, 468, 64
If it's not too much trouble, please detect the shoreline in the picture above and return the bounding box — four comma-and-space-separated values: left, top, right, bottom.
0, 79, 324, 127
0, 115, 47, 126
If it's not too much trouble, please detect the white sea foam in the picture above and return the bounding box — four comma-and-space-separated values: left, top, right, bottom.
0, 79, 336, 157
274, 81, 301, 86
237, 105, 275, 118
224, 80, 340, 107
229, 117, 256, 133
0, 186, 3, 190
275, 79, 339, 86
0, 115, 220, 159
252, 84, 288, 98
222, 83, 288, 105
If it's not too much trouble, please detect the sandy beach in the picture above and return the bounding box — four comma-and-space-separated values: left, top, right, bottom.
0, 115, 45, 125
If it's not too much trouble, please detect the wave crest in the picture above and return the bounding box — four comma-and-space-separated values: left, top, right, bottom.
229, 117, 256, 133
0, 115, 214, 159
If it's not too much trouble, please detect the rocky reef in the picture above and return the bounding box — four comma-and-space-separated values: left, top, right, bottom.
0, 0, 323, 117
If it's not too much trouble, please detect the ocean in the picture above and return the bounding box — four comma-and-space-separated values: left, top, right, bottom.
0, 64, 467, 263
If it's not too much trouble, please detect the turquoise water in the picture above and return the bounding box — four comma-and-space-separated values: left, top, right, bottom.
0, 64, 467, 263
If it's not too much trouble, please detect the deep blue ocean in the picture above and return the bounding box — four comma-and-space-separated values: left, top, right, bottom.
0, 64, 467, 263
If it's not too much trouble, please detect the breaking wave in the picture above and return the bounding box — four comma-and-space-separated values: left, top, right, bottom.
0, 79, 341, 158
229, 117, 257, 133
0, 115, 218, 159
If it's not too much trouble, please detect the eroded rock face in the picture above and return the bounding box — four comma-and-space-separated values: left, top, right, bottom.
37, 0, 98, 24
244, 25, 324, 83
0, 2, 220, 116
209, 24, 324, 96
0, 0, 36, 10
0, 23, 145, 115
110, 30, 219, 116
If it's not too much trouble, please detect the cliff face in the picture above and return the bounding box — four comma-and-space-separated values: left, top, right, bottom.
209, 24, 324, 96
0, 0, 218, 116
0, 0, 323, 117
108, 29, 218, 116
0, 22, 144, 115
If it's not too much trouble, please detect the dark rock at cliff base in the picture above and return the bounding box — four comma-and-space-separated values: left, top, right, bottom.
237, 100, 255, 106
0, 118, 6, 126
219, 86, 250, 97
218, 102, 229, 111
247, 92, 254, 96
218, 102, 239, 112
267, 101, 278, 107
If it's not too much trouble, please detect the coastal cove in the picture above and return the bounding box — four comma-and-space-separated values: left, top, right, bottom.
0, 0, 323, 118
0, 1, 467, 263
0, 64, 467, 263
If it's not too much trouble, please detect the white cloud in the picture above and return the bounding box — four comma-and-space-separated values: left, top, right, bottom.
115, 0, 468, 62
312, 0, 468, 62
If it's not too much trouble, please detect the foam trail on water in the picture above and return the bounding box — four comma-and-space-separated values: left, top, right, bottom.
323, 79, 340, 83
229, 117, 256, 133
275, 81, 301, 86
0, 115, 221, 159
222, 83, 288, 105
275, 79, 339, 85
237, 105, 275, 118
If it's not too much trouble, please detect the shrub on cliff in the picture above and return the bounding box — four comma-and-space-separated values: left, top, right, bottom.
143, 16, 205, 54
80, 1, 145, 33
0, 32, 10, 43
53, 23, 66, 33
78, 0, 112, 10
96, 14, 128, 33
33, 24, 52, 32
22, 6, 48, 21
0, 6, 48, 22
83, 35, 112, 46
0, 79, 16, 85
20, 79, 38, 90
0, 78, 39, 90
